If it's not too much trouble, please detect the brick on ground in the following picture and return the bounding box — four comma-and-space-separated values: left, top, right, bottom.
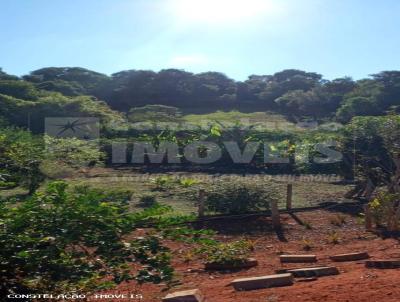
279, 254, 317, 263
231, 273, 294, 291
279, 266, 339, 278
205, 258, 258, 270
365, 260, 400, 269
162, 289, 204, 302
330, 252, 369, 262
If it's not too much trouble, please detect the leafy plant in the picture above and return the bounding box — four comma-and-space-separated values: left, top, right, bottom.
182, 250, 195, 263
369, 192, 400, 231
204, 180, 280, 214
327, 232, 340, 244
195, 240, 254, 265
0, 127, 45, 194
151, 175, 176, 191
0, 181, 176, 296
178, 178, 199, 188
302, 238, 313, 251
138, 194, 157, 207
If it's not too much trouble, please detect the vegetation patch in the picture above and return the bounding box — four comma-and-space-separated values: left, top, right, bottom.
204, 180, 280, 214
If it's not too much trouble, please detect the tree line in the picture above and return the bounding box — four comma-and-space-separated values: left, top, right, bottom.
1, 67, 400, 126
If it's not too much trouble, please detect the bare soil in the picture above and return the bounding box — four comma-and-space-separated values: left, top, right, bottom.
98, 209, 400, 302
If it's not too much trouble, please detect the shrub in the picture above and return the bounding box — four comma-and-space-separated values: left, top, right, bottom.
0, 127, 45, 194
139, 194, 157, 207
204, 180, 280, 214
0, 181, 174, 296
74, 186, 133, 205
336, 96, 381, 123
327, 232, 340, 244
151, 175, 176, 191
179, 178, 199, 188
195, 239, 254, 265
369, 192, 400, 231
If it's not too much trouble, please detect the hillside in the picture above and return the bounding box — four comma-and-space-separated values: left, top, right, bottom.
2, 67, 400, 127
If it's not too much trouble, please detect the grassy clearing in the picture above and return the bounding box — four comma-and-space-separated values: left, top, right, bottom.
1, 167, 350, 215
59, 169, 351, 215
183, 110, 294, 130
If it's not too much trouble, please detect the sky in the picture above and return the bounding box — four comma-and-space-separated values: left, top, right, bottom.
1, 0, 400, 81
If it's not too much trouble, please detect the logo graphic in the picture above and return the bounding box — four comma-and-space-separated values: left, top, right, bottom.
45, 117, 100, 139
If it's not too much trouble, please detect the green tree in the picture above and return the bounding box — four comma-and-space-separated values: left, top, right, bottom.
0, 80, 39, 100
23, 67, 110, 96
0, 68, 19, 81
336, 96, 381, 122
341, 115, 400, 198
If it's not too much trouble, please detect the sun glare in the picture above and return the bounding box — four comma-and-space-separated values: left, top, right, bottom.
170, 0, 275, 25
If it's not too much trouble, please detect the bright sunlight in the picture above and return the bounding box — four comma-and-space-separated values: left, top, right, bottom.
169, 0, 278, 25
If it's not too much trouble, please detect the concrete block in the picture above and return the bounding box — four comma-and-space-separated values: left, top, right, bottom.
279, 254, 317, 263
205, 258, 258, 270
283, 266, 339, 278
365, 260, 400, 269
330, 252, 369, 262
231, 273, 294, 291
162, 289, 204, 302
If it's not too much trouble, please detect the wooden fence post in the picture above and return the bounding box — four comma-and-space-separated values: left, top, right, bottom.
286, 184, 293, 211
198, 189, 205, 218
364, 204, 372, 231
271, 200, 281, 229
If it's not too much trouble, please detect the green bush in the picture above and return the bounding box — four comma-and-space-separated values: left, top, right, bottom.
0, 181, 174, 296
74, 186, 133, 205
195, 239, 254, 265
0, 128, 106, 194
204, 180, 280, 214
139, 194, 157, 207
0, 127, 45, 194
151, 175, 176, 191
369, 192, 400, 231
179, 178, 199, 188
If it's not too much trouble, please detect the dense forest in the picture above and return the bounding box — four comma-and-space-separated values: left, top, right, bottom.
1, 67, 400, 133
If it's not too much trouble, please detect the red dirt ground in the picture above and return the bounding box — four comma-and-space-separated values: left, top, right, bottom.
96, 209, 400, 302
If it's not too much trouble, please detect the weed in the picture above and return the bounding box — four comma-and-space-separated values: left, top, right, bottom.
356, 213, 365, 225
327, 232, 340, 244
151, 176, 176, 191
195, 239, 253, 265
139, 194, 157, 207
182, 251, 195, 263
302, 238, 313, 251
179, 178, 199, 188
330, 214, 347, 227
369, 192, 400, 231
